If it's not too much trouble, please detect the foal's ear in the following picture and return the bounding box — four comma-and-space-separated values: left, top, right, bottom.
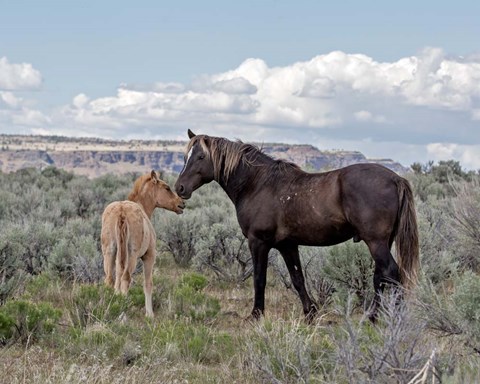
150, 170, 158, 184
188, 129, 196, 139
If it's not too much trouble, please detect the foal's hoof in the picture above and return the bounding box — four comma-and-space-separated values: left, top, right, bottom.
118, 312, 128, 324
145, 312, 154, 319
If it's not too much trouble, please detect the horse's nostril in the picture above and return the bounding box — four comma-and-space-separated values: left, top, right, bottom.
179, 185, 185, 194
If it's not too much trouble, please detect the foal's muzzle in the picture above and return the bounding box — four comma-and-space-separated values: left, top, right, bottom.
176, 200, 186, 214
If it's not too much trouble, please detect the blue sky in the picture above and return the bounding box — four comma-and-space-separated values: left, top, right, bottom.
1, 1, 480, 168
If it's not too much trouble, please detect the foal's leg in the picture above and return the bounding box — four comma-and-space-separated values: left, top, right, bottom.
102, 240, 115, 288
277, 243, 317, 322
142, 247, 155, 318
120, 250, 137, 295
366, 240, 401, 322
248, 237, 271, 319
114, 251, 123, 293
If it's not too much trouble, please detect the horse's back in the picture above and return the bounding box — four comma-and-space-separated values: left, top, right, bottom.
274, 163, 402, 245
338, 163, 402, 205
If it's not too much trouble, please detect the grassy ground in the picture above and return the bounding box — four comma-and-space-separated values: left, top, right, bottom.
1, 251, 479, 384
0, 252, 301, 383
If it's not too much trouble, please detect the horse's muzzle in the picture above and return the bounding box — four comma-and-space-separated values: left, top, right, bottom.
176, 184, 192, 200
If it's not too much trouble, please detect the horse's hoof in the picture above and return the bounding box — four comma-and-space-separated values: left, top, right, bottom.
304, 304, 318, 323
244, 308, 263, 323
368, 312, 378, 323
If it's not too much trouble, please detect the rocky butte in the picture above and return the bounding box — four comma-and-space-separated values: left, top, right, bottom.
0, 135, 409, 178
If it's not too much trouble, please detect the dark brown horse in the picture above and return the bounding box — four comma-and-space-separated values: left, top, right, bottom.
175, 130, 419, 321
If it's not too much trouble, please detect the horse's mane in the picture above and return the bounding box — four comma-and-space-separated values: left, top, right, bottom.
127, 173, 152, 201
187, 135, 301, 184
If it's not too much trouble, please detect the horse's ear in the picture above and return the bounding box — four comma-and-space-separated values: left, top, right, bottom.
188, 129, 196, 139
150, 170, 158, 184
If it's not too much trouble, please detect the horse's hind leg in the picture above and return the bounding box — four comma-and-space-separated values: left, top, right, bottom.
365, 240, 401, 321
142, 247, 155, 318
277, 243, 317, 322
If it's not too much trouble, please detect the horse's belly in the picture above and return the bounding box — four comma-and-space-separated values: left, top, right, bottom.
281, 220, 354, 246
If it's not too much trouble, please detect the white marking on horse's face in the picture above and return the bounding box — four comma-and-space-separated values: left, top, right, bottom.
180, 145, 195, 175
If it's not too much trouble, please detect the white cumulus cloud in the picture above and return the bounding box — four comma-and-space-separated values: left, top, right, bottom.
0, 57, 42, 90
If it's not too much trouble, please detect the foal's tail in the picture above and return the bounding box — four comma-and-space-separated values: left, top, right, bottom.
115, 212, 130, 290
394, 178, 419, 290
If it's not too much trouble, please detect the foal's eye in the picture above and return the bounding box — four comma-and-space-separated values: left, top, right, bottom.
166, 186, 171, 191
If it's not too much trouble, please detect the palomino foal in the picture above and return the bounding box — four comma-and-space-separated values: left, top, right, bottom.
101, 170, 185, 317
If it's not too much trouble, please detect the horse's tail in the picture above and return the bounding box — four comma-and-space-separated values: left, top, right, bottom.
115, 212, 130, 289
394, 178, 419, 290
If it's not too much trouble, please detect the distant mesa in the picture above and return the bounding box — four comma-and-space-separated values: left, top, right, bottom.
0, 134, 409, 177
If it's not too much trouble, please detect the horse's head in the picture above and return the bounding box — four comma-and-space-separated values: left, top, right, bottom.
149, 170, 185, 214
175, 129, 215, 199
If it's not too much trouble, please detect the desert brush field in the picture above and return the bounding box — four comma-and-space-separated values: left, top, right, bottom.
1, 162, 480, 383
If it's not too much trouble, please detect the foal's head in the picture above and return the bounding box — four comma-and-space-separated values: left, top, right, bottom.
129, 170, 185, 214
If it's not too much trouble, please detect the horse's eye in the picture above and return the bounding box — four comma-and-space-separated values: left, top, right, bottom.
199, 154, 205, 160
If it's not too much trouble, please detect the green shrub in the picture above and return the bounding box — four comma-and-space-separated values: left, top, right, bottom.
48, 231, 102, 283
416, 199, 459, 284
416, 272, 480, 354
159, 210, 203, 267
173, 273, 220, 320
142, 320, 234, 364
0, 311, 15, 343
331, 293, 434, 383
179, 272, 209, 291
73, 323, 127, 361
69, 177, 97, 218
0, 225, 28, 303
0, 300, 61, 345
41, 165, 74, 185
301, 248, 335, 308
194, 219, 251, 283
449, 178, 480, 272
322, 241, 374, 308
452, 271, 480, 343
22, 221, 59, 275
67, 285, 130, 329
243, 319, 333, 383
125, 275, 174, 314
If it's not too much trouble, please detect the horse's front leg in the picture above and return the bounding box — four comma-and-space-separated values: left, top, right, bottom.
248, 237, 271, 319
277, 243, 317, 322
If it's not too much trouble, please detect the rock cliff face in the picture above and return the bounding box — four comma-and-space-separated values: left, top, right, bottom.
261, 144, 407, 174
0, 135, 409, 177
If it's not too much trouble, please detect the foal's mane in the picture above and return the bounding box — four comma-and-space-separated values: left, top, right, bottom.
127, 173, 152, 201
187, 135, 301, 184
